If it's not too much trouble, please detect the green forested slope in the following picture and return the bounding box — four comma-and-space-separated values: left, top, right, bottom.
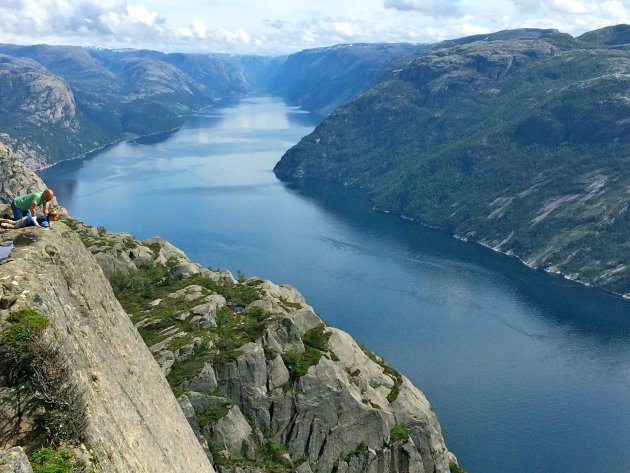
275, 27, 630, 295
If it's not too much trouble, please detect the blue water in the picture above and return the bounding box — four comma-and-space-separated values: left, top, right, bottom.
40, 97, 630, 473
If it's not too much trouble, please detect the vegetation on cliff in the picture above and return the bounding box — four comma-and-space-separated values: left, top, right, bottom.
0, 308, 89, 471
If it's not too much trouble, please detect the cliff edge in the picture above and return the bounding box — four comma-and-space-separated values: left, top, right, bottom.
0, 222, 215, 472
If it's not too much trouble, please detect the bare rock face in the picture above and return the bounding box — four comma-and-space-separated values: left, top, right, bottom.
0, 143, 61, 210
70, 219, 453, 473
0, 224, 214, 473
0, 447, 33, 473
0, 55, 78, 130
0, 143, 47, 205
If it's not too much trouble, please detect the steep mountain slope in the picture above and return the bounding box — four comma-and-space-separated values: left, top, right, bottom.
0, 146, 214, 472
0, 45, 253, 168
275, 27, 630, 296
0, 54, 84, 168
578, 23, 630, 46
270, 43, 424, 115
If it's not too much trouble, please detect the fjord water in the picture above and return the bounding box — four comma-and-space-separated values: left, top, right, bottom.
40, 97, 630, 473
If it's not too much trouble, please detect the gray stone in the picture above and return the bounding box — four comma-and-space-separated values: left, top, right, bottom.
0, 447, 33, 472
169, 262, 202, 280
286, 308, 324, 335
263, 318, 304, 354
183, 363, 218, 393
267, 355, 290, 390
211, 405, 255, 459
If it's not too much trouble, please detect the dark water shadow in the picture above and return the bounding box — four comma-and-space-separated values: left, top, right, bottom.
280, 179, 630, 342
129, 129, 179, 146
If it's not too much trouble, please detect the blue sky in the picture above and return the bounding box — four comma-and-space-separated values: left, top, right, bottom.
1, 0, 628, 54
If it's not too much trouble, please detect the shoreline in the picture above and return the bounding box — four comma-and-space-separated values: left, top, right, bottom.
34, 124, 185, 172
371, 206, 630, 302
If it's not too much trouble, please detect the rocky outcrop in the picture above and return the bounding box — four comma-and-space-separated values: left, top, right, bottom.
0, 146, 458, 472
66, 219, 453, 473
0, 223, 214, 473
0, 447, 33, 473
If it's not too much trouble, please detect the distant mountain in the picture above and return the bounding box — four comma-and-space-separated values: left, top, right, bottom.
275, 26, 630, 296
269, 43, 425, 115
578, 24, 630, 46
0, 44, 256, 167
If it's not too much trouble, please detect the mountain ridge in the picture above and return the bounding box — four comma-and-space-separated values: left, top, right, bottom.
274, 25, 630, 297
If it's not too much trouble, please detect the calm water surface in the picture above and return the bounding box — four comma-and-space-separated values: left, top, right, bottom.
40, 97, 630, 473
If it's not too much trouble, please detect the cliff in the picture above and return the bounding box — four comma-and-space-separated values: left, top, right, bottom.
0, 148, 458, 472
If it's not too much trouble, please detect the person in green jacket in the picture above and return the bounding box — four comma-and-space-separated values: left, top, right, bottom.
11, 189, 55, 227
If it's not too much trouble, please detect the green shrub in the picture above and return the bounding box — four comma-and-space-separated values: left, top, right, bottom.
0, 308, 86, 447
29, 448, 74, 473
197, 404, 232, 427
282, 347, 323, 382
260, 436, 292, 468
0, 308, 49, 383
302, 326, 330, 352
359, 345, 403, 402
389, 425, 409, 443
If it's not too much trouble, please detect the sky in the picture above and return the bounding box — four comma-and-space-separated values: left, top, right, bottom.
0, 0, 628, 55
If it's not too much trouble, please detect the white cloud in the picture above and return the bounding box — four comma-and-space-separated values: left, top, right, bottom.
0, 0, 629, 54
126, 4, 159, 25
384, 0, 462, 17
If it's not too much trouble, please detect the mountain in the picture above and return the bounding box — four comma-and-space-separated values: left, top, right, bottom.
0, 44, 254, 168
275, 26, 630, 296
578, 24, 630, 46
0, 147, 461, 473
269, 43, 425, 115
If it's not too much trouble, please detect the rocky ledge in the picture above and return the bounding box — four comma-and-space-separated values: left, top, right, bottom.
64, 218, 457, 473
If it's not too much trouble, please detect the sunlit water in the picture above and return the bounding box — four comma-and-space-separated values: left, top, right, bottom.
40, 97, 630, 473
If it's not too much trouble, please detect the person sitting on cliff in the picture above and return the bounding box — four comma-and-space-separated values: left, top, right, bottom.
10, 189, 54, 224
0, 211, 59, 229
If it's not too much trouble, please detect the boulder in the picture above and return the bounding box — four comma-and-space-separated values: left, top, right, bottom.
0, 447, 33, 473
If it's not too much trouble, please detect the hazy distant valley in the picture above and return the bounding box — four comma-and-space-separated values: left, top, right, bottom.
0, 42, 421, 168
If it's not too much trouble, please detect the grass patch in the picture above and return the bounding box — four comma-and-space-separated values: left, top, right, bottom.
389, 425, 409, 443
0, 308, 86, 448
29, 448, 77, 473
360, 345, 403, 402
302, 326, 330, 352
278, 297, 302, 312
281, 326, 331, 382
197, 404, 232, 427
450, 459, 467, 473
206, 437, 294, 473
1, 308, 50, 368
282, 347, 322, 382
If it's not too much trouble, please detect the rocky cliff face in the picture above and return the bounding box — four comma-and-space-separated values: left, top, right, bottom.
0, 142, 49, 204
0, 55, 81, 168
0, 147, 214, 471
65, 219, 454, 473
0, 223, 215, 472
